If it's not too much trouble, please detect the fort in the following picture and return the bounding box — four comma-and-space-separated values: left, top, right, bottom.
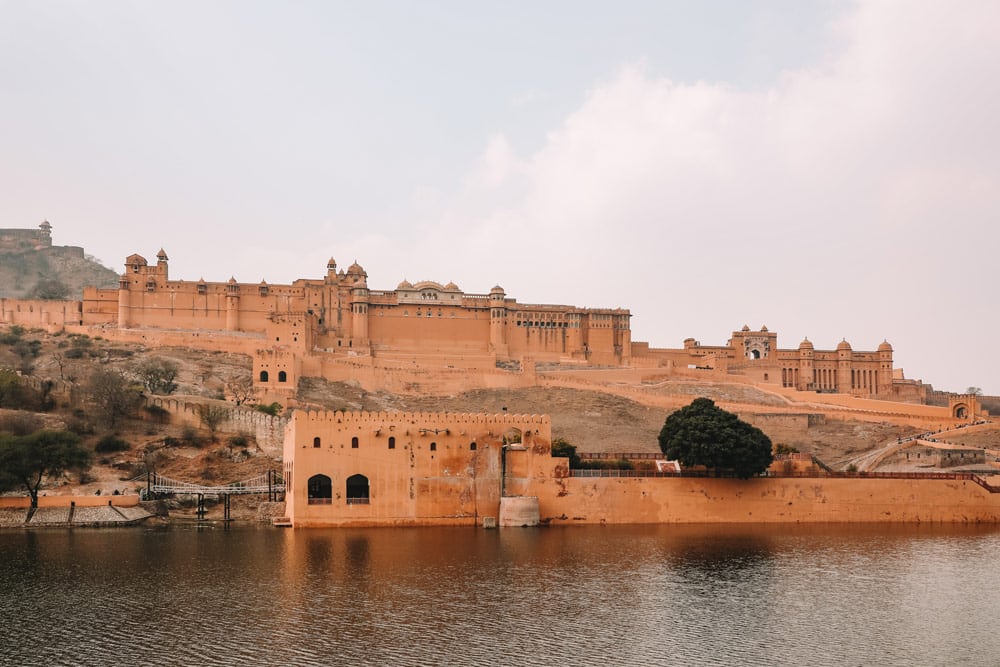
0, 237, 931, 405
0, 223, 996, 528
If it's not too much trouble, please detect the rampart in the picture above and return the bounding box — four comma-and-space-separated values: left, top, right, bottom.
145, 396, 289, 455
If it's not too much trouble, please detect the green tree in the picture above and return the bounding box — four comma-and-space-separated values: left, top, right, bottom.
0, 429, 91, 507
658, 397, 773, 479
134, 357, 180, 395
550, 437, 582, 469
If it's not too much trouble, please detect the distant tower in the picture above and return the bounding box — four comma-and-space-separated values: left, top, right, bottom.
798, 338, 814, 390
877, 340, 893, 396
836, 339, 853, 392
117, 273, 130, 327
226, 278, 240, 331
489, 285, 507, 353
347, 262, 369, 343
156, 248, 169, 280
38, 220, 52, 243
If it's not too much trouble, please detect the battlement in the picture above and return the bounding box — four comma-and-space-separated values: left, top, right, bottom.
293, 409, 551, 427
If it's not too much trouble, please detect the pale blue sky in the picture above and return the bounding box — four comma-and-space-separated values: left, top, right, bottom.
2, 1, 998, 395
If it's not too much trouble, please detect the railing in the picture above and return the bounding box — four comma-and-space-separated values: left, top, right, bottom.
307, 498, 332, 505
346, 497, 370, 505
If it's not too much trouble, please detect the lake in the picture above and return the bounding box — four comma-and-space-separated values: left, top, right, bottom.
1, 523, 998, 666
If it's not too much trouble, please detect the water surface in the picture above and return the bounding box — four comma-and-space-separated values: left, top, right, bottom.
1, 524, 997, 666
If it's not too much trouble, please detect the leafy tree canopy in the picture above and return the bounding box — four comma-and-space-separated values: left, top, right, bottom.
658, 397, 773, 479
0, 429, 91, 507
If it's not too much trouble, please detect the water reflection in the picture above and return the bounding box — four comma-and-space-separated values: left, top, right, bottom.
1, 524, 999, 666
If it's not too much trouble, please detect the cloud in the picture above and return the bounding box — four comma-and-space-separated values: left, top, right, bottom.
409, 1, 1000, 393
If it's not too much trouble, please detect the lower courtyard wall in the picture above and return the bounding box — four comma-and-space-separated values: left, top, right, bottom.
532, 476, 1000, 524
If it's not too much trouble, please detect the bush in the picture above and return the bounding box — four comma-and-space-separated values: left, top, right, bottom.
550, 438, 582, 468
64, 347, 85, 359
578, 458, 634, 471
255, 402, 283, 417
95, 435, 130, 453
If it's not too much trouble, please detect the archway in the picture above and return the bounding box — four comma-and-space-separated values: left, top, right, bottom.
307, 474, 332, 504
346, 474, 370, 504
954, 404, 968, 419
259, 370, 269, 383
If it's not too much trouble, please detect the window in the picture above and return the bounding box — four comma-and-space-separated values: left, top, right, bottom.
346, 474, 370, 504
259, 370, 269, 383
470, 442, 477, 451
351, 436, 359, 449
388, 436, 396, 449
307, 474, 332, 504
313, 437, 321, 448
278, 371, 287, 383
430, 442, 437, 451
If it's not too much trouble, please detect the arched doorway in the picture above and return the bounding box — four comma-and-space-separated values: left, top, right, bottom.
346, 474, 370, 505
307, 474, 332, 504
954, 404, 968, 419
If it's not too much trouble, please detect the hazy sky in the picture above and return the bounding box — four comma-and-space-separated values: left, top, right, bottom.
2, 1, 998, 395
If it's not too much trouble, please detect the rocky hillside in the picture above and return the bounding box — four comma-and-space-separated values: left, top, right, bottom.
0, 241, 119, 299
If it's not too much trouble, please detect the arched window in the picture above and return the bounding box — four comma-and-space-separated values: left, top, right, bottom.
307, 474, 332, 505
313, 437, 321, 448
388, 436, 396, 449
430, 442, 437, 451
346, 474, 369, 504
470, 442, 477, 451
351, 436, 359, 449
278, 371, 287, 383
259, 370, 269, 383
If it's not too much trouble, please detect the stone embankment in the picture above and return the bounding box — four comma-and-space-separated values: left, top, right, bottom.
0, 498, 157, 527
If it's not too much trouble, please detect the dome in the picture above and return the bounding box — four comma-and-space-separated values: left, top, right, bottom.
327, 258, 337, 269
799, 337, 814, 350
156, 248, 168, 261
444, 281, 459, 291
347, 260, 366, 275
741, 324, 750, 332
490, 285, 505, 294
227, 277, 237, 284
837, 339, 852, 351
760, 325, 768, 332
397, 279, 413, 290
878, 340, 893, 352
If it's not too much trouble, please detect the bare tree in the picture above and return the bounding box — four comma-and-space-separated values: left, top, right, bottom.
225, 374, 256, 406
86, 368, 142, 427
966, 386, 983, 396
134, 357, 179, 395
196, 404, 229, 442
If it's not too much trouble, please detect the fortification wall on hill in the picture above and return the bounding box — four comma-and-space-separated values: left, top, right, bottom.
145, 396, 289, 455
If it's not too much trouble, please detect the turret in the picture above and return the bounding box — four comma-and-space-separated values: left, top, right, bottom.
156, 248, 169, 279
836, 339, 852, 392
877, 340, 893, 395
226, 277, 240, 331
489, 285, 507, 353
798, 338, 814, 390
351, 283, 369, 342
117, 273, 130, 327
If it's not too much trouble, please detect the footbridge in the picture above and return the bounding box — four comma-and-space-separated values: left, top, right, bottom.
145, 471, 284, 521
